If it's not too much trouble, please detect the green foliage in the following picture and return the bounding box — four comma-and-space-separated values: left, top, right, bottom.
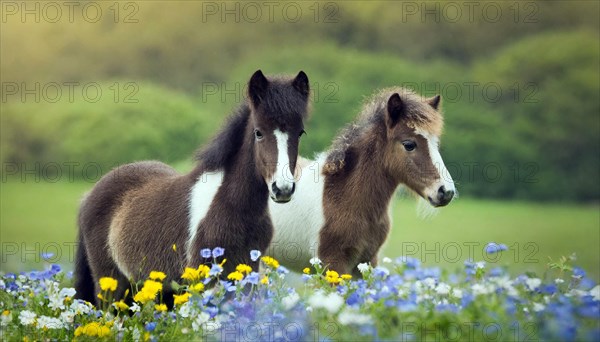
1, 1, 598, 201
1, 81, 217, 175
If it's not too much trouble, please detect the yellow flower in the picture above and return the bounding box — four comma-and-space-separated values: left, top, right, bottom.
155, 304, 167, 312
198, 265, 210, 278
172, 244, 177, 252
97, 293, 104, 301
325, 270, 340, 284
227, 271, 244, 281
143, 280, 163, 294
261, 256, 280, 269
236, 264, 252, 274
133, 280, 163, 304
2, 310, 9, 316
149, 271, 166, 281
190, 283, 205, 292
303, 268, 310, 274
173, 292, 191, 305
181, 267, 200, 281
144, 332, 150, 342
220, 258, 227, 266
341, 274, 352, 280
260, 276, 269, 285
99, 277, 118, 291
77, 322, 111, 337
112, 300, 129, 311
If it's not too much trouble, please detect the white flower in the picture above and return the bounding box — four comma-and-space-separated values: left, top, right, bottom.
590, 285, 600, 301
69, 300, 92, 315
191, 312, 211, 332
309, 257, 322, 266
129, 302, 140, 313
475, 261, 486, 269
1, 311, 12, 327
178, 302, 192, 318
308, 291, 344, 314
37, 316, 62, 329
435, 283, 451, 295
338, 309, 372, 325
525, 278, 541, 291
19, 310, 36, 326
532, 303, 546, 312
305, 306, 313, 312
382, 257, 392, 263
59, 287, 76, 298
357, 263, 370, 273
281, 292, 300, 310
60, 311, 75, 324
423, 277, 436, 289
555, 278, 565, 284
471, 283, 493, 296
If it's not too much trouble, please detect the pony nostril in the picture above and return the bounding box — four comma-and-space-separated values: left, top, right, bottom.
271, 182, 280, 195
445, 190, 455, 201
290, 183, 296, 194
437, 186, 446, 199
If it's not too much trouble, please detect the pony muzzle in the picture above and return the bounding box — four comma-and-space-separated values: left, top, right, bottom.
427, 185, 455, 207
270, 181, 295, 203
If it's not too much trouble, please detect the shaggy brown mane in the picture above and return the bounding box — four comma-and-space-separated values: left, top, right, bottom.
324, 87, 443, 175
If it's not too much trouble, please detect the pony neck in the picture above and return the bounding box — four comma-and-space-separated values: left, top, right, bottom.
327, 131, 399, 220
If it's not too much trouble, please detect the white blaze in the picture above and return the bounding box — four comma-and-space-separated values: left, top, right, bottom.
273, 129, 294, 192
416, 129, 456, 195
187, 171, 224, 261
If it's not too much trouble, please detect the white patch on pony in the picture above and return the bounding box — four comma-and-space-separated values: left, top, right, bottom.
415, 128, 456, 199
272, 129, 294, 193
269, 154, 326, 273
187, 171, 224, 261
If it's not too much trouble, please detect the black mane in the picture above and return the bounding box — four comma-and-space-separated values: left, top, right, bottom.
195, 103, 250, 171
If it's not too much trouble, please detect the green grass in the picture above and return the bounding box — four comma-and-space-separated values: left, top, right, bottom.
386, 196, 600, 280
1, 181, 598, 280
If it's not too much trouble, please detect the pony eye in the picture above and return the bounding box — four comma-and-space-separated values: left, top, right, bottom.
402, 140, 416, 151
254, 130, 264, 140
299, 130, 306, 138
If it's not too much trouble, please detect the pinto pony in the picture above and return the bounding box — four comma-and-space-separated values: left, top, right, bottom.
269, 88, 455, 276
75, 70, 311, 305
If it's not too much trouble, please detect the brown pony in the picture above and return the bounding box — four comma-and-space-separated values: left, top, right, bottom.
269, 88, 455, 276
75, 70, 311, 305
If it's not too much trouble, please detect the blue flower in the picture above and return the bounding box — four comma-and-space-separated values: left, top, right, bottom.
200, 248, 211, 258
145, 322, 156, 332
572, 267, 585, 277
220, 280, 236, 292
485, 242, 508, 254
40, 252, 55, 260
245, 272, 260, 285
205, 306, 219, 318
396, 256, 420, 269
209, 264, 223, 276
212, 247, 225, 258
250, 250, 261, 261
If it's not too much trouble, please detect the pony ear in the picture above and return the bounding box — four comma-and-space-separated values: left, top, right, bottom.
427, 94, 441, 110
386, 93, 404, 127
292, 71, 310, 97
248, 70, 269, 107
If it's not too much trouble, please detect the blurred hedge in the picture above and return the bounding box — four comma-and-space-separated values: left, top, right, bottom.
1, 81, 218, 175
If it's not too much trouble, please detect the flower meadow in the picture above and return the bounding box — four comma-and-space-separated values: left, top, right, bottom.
1, 245, 599, 341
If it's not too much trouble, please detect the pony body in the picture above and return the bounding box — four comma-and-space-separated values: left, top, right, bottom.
75, 71, 310, 305
269, 88, 455, 275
